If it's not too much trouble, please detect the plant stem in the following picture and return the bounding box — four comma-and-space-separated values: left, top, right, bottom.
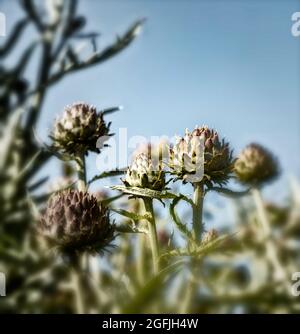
76, 153, 87, 192
180, 275, 196, 313
192, 182, 204, 242
70, 255, 85, 314
252, 188, 288, 285
143, 198, 160, 274
137, 233, 146, 285
181, 182, 205, 313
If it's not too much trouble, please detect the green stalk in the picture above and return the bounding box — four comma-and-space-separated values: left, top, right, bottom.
143, 198, 160, 274
179, 276, 197, 313
181, 182, 205, 313
136, 199, 146, 284
192, 182, 204, 242
76, 153, 87, 192
70, 255, 85, 314
252, 188, 288, 285
72, 154, 89, 312
137, 233, 146, 284
72, 153, 88, 314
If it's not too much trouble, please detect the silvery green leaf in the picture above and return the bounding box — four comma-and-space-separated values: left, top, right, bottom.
205, 186, 250, 198
111, 208, 151, 222
160, 234, 232, 260
115, 224, 147, 234
110, 185, 177, 200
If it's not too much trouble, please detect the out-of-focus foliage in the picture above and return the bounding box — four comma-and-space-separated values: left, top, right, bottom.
0, 0, 143, 313
0, 0, 300, 315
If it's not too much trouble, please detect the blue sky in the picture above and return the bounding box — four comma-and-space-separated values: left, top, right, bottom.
1, 0, 300, 199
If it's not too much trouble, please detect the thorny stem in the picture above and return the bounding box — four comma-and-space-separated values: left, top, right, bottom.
143, 198, 160, 274
252, 188, 288, 286
192, 182, 204, 242
76, 153, 87, 192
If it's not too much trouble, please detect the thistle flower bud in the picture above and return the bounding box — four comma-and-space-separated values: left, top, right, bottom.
202, 229, 219, 244
234, 143, 279, 186
123, 153, 166, 191
169, 129, 204, 184
194, 126, 233, 186
39, 189, 114, 254
50, 102, 111, 156
170, 126, 233, 185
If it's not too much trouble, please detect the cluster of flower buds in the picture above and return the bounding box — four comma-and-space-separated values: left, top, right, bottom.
123, 126, 234, 188
50, 102, 111, 156
39, 190, 115, 255
234, 143, 279, 187
45, 98, 280, 257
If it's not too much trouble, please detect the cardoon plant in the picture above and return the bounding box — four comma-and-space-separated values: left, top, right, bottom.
170, 126, 234, 241
123, 153, 167, 273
